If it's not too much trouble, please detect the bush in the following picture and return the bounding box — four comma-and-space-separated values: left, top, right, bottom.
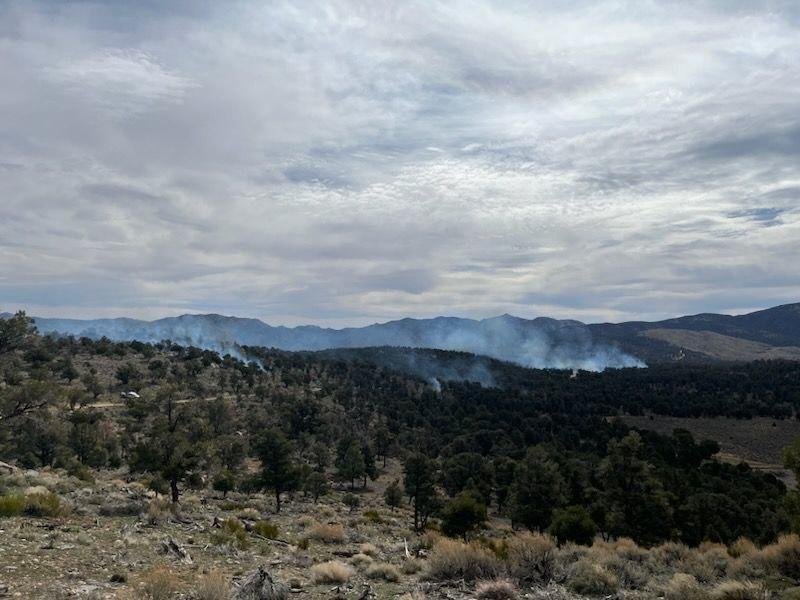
140, 564, 180, 600
402, 558, 424, 575
425, 538, 502, 582
144, 498, 173, 525
711, 580, 766, 600
359, 542, 379, 557
757, 534, 800, 580
23, 491, 67, 517
475, 578, 518, 600
663, 573, 709, 600
253, 520, 279, 539
365, 562, 401, 582
307, 522, 345, 543
363, 509, 383, 524
440, 492, 486, 540
566, 560, 619, 596
506, 533, 557, 585
547, 505, 597, 546
0, 494, 25, 517
311, 561, 354, 584
194, 569, 230, 600
211, 517, 249, 549
350, 553, 374, 568
99, 501, 143, 517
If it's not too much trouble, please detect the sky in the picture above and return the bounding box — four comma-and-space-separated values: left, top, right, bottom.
1, 0, 799, 327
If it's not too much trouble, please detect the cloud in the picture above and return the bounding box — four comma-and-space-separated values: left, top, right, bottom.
43, 49, 196, 117
0, 0, 799, 326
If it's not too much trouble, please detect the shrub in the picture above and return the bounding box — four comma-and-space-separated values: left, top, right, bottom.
757, 534, 800, 580
425, 538, 502, 582
365, 562, 401, 582
711, 580, 766, 600
663, 573, 709, 600
211, 518, 249, 549
729, 538, 757, 559
23, 491, 67, 517
351, 553, 374, 568
140, 564, 180, 600
307, 522, 345, 543
440, 492, 487, 540
343, 493, 360, 512
194, 569, 230, 600
253, 520, 279, 539
566, 560, 619, 596
402, 558, 424, 575
0, 494, 25, 517
311, 561, 354, 584
506, 532, 557, 585
144, 498, 173, 525
547, 505, 597, 546
359, 542, 379, 557
600, 554, 649, 590
99, 501, 143, 517
363, 509, 383, 524
475, 578, 518, 600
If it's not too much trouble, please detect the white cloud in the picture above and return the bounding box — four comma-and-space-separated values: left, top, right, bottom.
0, 0, 799, 325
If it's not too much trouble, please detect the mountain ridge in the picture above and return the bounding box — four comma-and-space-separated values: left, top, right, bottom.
7, 302, 800, 368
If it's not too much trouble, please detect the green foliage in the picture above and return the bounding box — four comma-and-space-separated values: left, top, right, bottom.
254, 427, 299, 512
440, 452, 494, 504
600, 432, 672, 545
343, 492, 360, 512
336, 439, 366, 489
363, 509, 383, 524
440, 491, 487, 540
210, 517, 248, 549
404, 453, 440, 531
23, 491, 67, 518
0, 311, 36, 354
0, 494, 25, 517
547, 505, 597, 546
384, 479, 403, 511
212, 470, 237, 498
303, 470, 328, 502
253, 520, 279, 539
508, 446, 565, 531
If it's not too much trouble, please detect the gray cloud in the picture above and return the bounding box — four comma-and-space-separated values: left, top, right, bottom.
1, 0, 799, 326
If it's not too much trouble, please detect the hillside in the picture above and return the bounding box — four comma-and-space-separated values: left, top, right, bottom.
2, 313, 800, 598
15, 302, 800, 369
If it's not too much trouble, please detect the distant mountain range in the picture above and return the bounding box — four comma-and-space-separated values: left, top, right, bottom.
5, 302, 800, 370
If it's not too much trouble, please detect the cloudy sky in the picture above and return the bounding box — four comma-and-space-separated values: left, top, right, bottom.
1, 1, 799, 326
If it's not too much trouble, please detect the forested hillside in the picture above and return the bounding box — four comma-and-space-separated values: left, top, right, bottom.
3, 311, 800, 598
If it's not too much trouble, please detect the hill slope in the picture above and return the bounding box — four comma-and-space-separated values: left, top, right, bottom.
9, 302, 800, 367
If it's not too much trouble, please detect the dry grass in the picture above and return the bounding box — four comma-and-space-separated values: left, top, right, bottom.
194, 569, 230, 600
139, 564, 180, 600
359, 542, 379, 557
401, 558, 424, 575
475, 578, 518, 600
711, 580, 767, 600
311, 561, 354, 584
662, 573, 709, 600
754, 534, 800, 579
425, 538, 502, 582
307, 522, 345, 543
365, 562, 401, 582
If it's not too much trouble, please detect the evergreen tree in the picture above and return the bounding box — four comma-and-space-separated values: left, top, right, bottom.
508, 446, 566, 531
599, 431, 672, 545
384, 479, 403, 512
336, 440, 365, 489
403, 453, 439, 531
254, 427, 299, 513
